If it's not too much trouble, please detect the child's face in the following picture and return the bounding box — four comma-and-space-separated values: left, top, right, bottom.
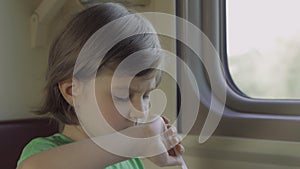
94, 69, 158, 131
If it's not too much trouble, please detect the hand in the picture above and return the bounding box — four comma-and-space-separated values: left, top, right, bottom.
145, 116, 185, 167
161, 116, 185, 156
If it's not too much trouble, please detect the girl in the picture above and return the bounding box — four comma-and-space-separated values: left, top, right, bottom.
17, 2, 184, 169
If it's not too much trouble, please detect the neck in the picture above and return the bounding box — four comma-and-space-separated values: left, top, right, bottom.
62, 125, 89, 141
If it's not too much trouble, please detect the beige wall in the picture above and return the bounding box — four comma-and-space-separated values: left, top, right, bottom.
0, 0, 48, 120
0, 0, 85, 121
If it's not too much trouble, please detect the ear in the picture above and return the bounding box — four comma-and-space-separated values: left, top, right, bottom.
58, 78, 82, 106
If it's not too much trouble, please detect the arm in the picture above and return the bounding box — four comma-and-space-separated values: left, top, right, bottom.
17, 133, 130, 169
18, 117, 183, 169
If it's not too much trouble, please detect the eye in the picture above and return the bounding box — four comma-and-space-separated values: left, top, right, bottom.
113, 96, 130, 102
143, 94, 150, 100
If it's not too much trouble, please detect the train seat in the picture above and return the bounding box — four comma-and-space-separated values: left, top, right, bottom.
0, 118, 59, 169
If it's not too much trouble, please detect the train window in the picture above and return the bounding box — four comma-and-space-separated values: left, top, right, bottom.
226, 0, 300, 99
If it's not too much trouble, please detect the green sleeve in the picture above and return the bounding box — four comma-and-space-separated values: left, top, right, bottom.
17, 133, 73, 167
17, 138, 59, 166
17, 134, 144, 169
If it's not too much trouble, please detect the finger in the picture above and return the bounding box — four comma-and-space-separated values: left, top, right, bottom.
169, 145, 185, 157
165, 126, 177, 136
161, 116, 170, 124
165, 154, 183, 166
166, 135, 182, 150
168, 148, 176, 156
176, 144, 185, 154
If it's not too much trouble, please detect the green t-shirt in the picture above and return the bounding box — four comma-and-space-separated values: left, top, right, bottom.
17, 133, 144, 169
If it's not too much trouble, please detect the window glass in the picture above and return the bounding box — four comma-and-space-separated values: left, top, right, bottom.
226, 0, 300, 99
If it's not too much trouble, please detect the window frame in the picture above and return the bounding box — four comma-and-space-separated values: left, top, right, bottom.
176, 0, 300, 141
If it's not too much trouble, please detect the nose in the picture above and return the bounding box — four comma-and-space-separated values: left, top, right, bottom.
129, 97, 149, 120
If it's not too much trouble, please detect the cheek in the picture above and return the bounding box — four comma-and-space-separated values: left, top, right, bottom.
96, 94, 131, 130
95, 93, 114, 118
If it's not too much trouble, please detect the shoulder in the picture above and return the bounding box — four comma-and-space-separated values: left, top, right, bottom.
17, 133, 73, 167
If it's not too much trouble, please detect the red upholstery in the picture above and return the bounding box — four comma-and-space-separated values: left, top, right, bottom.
0, 118, 59, 169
